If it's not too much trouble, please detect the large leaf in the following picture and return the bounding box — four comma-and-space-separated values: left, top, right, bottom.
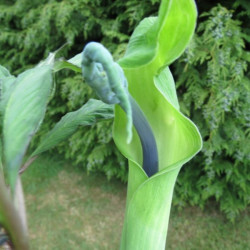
113, 0, 202, 249
31, 99, 113, 156
2, 65, 53, 190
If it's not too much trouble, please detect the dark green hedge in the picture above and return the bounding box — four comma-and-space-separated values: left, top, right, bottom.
0, 0, 249, 220
173, 4, 250, 221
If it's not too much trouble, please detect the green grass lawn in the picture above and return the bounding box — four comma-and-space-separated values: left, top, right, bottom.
21, 156, 250, 250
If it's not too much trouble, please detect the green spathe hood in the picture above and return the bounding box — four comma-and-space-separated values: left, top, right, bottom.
113, 0, 202, 249
114, 0, 201, 176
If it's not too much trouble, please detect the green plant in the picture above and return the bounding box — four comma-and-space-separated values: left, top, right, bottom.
1, 0, 248, 248
0, 54, 113, 248
1, 1, 249, 219
114, 0, 202, 248
58, 0, 201, 248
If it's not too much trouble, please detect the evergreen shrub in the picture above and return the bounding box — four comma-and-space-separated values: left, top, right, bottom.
173, 5, 250, 220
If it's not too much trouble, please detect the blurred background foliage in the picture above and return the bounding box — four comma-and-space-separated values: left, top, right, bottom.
0, 0, 249, 220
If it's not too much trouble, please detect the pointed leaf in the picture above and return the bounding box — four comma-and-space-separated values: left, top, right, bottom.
3, 65, 53, 190
54, 60, 82, 73
68, 53, 82, 68
154, 67, 179, 110
31, 99, 113, 156
119, 0, 197, 69
37, 52, 56, 67
53, 53, 82, 73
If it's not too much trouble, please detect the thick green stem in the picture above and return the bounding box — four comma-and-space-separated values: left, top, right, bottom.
0, 175, 29, 250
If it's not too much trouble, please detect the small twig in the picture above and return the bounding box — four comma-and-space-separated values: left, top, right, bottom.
14, 177, 28, 233
19, 156, 38, 175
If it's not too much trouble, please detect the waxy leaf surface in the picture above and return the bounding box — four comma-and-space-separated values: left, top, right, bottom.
2, 65, 53, 190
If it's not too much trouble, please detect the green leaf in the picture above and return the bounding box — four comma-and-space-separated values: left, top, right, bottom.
68, 53, 82, 68
154, 67, 179, 110
2, 64, 53, 190
37, 52, 56, 67
119, 0, 197, 69
113, 0, 201, 249
53, 53, 82, 73
31, 99, 113, 156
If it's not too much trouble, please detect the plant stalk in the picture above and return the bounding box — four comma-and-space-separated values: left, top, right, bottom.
0, 175, 29, 250
19, 156, 38, 175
